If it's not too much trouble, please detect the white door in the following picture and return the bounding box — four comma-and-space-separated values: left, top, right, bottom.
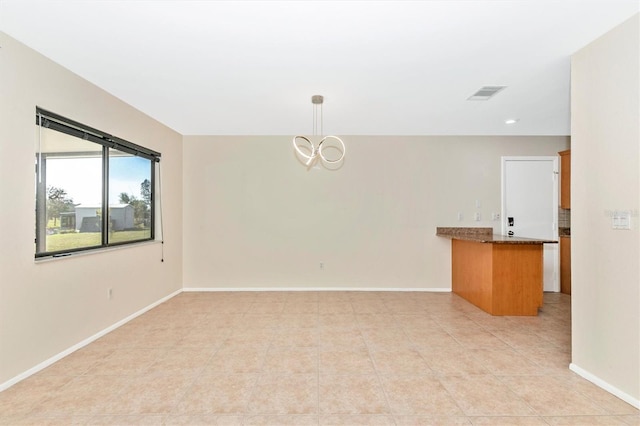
502, 156, 559, 292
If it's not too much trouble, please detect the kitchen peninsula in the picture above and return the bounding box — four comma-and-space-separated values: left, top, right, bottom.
436, 227, 557, 316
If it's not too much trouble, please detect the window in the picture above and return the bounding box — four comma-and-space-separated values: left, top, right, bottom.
35, 108, 160, 258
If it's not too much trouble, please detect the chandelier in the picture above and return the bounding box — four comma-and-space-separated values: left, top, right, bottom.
293, 95, 345, 168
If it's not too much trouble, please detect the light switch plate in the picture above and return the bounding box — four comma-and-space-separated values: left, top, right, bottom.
612, 210, 631, 230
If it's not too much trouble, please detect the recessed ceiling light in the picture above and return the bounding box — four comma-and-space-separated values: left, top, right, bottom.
505, 119, 520, 125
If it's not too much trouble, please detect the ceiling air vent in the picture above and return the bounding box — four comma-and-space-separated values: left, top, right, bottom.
467, 86, 507, 101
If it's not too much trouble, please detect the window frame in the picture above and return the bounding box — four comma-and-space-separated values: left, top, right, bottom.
35, 107, 161, 259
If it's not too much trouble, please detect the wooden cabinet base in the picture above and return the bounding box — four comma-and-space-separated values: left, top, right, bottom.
451, 239, 543, 316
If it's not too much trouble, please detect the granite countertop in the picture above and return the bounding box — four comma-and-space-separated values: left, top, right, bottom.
436, 227, 557, 244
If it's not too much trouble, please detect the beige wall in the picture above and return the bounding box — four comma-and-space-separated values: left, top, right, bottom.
571, 14, 640, 404
183, 135, 568, 289
0, 33, 183, 385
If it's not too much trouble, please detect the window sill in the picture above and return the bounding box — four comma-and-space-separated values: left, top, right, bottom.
34, 239, 162, 263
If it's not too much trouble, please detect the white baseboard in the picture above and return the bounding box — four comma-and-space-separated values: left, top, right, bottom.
0, 288, 182, 393
183, 287, 452, 292
570, 363, 640, 409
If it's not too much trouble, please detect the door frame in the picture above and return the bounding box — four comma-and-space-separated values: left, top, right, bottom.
501, 156, 560, 292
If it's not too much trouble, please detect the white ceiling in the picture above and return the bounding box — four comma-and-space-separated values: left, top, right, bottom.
1, 1, 638, 136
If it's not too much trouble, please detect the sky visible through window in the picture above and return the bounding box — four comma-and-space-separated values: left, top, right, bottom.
46, 155, 150, 206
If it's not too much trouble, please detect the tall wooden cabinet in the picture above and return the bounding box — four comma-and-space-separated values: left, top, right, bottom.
559, 149, 571, 295
559, 150, 571, 209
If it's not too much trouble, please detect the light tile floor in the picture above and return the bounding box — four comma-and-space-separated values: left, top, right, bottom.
0, 291, 638, 425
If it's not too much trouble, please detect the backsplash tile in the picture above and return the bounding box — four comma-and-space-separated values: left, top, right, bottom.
558, 207, 571, 228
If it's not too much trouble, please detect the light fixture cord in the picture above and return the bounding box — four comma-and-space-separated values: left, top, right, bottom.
158, 160, 165, 262
313, 102, 317, 136
311, 101, 324, 137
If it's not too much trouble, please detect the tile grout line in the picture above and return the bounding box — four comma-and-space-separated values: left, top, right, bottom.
356, 299, 396, 421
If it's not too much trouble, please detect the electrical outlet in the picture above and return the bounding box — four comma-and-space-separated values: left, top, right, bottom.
107, 288, 113, 299
319, 262, 324, 270
457, 212, 463, 221
492, 213, 500, 221
474, 212, 481, 221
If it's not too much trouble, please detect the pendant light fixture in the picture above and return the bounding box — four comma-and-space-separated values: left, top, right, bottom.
293, 95, 345, 168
